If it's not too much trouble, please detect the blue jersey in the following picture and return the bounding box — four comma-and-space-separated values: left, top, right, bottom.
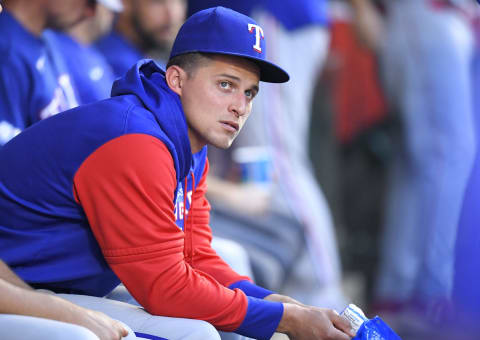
187, 0, 329, 31
0, 59, 283, 339
0, 60, 197, 296
0, 11, 78, 146
95, 30, 144, 79
44, 30, 117, 105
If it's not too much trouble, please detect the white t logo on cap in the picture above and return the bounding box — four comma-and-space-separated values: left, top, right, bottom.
248, 24, 264, 53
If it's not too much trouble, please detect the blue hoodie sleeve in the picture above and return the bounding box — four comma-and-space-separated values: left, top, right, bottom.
236, 296, 284, 340
229, 280, 274, 299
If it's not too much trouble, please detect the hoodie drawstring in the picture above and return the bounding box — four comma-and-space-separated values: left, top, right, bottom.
184, 170, 195, 264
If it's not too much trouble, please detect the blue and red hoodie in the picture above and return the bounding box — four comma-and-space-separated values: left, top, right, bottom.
0, 60, 283, 339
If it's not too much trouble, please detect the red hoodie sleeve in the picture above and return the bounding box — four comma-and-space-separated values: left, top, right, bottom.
188, 159, 253, 287
73, 134, 248, 331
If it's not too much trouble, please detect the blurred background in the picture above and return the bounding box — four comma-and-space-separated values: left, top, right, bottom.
1, 0, 479, 339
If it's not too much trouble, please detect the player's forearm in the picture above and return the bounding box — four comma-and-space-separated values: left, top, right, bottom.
0, 260, 33, 290
0, 279, 129, 339
275, 303, 300, 337
0, 279, 74, 320
265, 295, 309, 336
264, 293, 306, 307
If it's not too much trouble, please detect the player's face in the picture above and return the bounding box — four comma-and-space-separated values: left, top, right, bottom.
131, 0, 186, 51
45, 0, 94, 30
179, 55, 260, 152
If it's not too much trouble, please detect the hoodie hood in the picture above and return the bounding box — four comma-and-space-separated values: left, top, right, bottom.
111, 59, 192, 181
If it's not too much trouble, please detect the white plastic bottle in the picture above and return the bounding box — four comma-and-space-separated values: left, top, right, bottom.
341, 303, 369, 334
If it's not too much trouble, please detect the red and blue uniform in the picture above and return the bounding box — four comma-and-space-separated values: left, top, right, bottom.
0, 60, 282, 339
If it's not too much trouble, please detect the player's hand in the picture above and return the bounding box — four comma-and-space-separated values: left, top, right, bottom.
278, 303, 355, 340
75, 308, 129, 340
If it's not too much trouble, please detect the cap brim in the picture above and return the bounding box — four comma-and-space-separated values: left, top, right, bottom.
248, 57, 290, 83
171, 50, 290, 83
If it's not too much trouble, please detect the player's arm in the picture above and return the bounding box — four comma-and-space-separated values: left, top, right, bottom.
73, 134, 283, 340
188, 161, 355, 340
188, 158, 252, 286
0, 259, 32, 290
0, 261, 128, 340
189, 159, 277, 298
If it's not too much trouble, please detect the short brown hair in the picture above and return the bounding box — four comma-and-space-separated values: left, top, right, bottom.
166, 52, 212, 78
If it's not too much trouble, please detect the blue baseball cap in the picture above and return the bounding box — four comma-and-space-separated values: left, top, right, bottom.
169, 6, 289, 83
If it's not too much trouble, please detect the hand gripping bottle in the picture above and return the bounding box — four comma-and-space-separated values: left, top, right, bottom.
341, 304, 402, 340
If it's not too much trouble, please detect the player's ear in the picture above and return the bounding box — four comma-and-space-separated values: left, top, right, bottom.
165, 65, 185, 96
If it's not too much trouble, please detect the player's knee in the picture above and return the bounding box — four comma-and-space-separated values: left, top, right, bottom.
186, 320, 221, 340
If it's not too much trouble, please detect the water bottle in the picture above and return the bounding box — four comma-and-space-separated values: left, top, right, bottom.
341, 304, 402, 340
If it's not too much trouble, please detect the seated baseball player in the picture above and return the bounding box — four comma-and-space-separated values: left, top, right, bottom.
0, 6, 354, 340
